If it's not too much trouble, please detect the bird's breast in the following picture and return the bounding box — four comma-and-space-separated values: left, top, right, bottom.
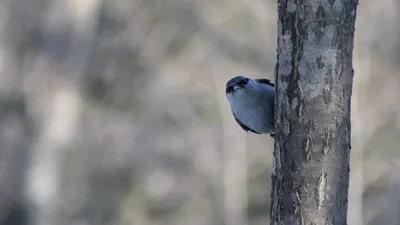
229, 94, 274, 133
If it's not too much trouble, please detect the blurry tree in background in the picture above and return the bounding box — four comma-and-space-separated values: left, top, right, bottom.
0, 0, 398, 225
271, 0, 357, 224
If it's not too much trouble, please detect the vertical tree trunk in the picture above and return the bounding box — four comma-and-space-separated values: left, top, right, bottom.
271, 0, 358, 224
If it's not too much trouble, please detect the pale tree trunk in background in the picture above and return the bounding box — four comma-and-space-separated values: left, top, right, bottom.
22, 0, 101, 225
0, 1, 37, 224
270, 0, 358, 224
213, 68, 248, 225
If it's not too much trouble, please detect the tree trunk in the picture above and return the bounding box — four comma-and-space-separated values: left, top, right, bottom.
270, 0, 358, 224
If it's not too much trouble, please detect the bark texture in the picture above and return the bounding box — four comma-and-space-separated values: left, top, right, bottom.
271, 0, 358, 224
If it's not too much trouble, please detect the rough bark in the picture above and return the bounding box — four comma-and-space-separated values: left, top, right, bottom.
271, 0, 358, 224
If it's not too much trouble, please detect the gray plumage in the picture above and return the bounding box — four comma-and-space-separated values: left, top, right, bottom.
225, 75, 275, 136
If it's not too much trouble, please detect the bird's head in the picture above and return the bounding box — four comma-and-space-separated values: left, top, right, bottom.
225, 76, 255, 95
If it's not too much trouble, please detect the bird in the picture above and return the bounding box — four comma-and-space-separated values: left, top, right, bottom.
225, 75, 275, 137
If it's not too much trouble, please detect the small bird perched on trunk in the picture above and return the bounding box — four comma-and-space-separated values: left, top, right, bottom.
225, 75, 275, 137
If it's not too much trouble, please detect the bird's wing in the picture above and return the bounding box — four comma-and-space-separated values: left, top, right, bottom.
255, 78, 274, 87
233, 113, 261, 134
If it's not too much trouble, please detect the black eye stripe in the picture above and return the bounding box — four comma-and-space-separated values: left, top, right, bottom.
226, 86, 234, 93
238, 78, 248, 86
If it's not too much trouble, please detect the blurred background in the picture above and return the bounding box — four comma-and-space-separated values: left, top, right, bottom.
0, 0, 399, 225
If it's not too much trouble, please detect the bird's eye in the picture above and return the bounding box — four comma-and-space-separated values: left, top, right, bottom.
226, 86, 233, 93
238, 78, 249, 86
